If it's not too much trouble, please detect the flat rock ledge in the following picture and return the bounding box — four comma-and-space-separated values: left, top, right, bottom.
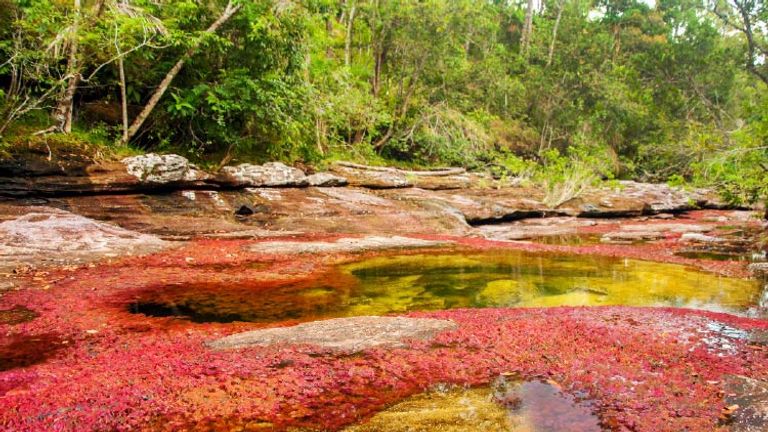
247, 235, 449, 255
0, 207, 167, 271
207, 316, 458, 353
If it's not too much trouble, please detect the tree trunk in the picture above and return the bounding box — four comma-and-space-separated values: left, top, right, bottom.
345, 2, 356, 67
373, 48, 383, 96
123, 1, 241, 144
546, 0, 564, 67
520, 0, 535, 56
118, 55, 129, 143
734, 0, 768, 86
373, 61, 424, 151
54, 0, 82, 133
325, 16, 334, 58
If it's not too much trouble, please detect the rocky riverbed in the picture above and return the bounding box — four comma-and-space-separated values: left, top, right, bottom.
1, 154, 767, 431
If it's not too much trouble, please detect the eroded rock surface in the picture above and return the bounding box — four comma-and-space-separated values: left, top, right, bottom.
247, 235, 449, 255
208, 316, 458, 352
681, 233, 726, 243
305, 172, 348, 187
0, 206, 167, 270
575, 181, 724, 215
122, 153, 209, 184
601, 231, 666, 243
217, 162, 308, 187
330, 162, 412, 188
476, 217, 597, 241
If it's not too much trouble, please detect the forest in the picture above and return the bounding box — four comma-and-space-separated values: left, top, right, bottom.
0, 0, 766, 205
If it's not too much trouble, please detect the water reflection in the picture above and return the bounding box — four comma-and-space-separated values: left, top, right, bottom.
128, 251, 760, 324
344, 378, 603, 432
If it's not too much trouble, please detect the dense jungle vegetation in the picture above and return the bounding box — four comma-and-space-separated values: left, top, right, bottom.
0, 0, 766, 205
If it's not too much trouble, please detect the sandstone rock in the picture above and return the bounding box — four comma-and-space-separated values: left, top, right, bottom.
0, 207, 167, 271
122, 153, 209, 184
305, 172, 348, 187
330, 162, 412, 188
386, 187, 552, 224
329, 162, 478, 190
680, 233, 725, 243
621, 223, 712, 233
248, 235, 449, 255
477, 217, 597, 241
601, 231, 665, 243
207, 316, 457, 353
218, 162, 308, 187
564, 181, 726, 217
408, 173, 474, 190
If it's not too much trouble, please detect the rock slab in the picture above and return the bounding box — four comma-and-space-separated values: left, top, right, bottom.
208, 316, 458, 353
218, 162, 308, 187
0, 207, 167, 271
248, 235, 448, 254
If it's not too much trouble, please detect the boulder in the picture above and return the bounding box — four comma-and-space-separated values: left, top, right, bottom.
207, 316, 457, 353
218, 162, 308, 187
330, 162, 412, 188
122, 153, 209, 184
680, 233, 725, 243
306, 172, 348, 187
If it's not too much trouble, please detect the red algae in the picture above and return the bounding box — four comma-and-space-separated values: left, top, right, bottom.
0, 229, 766, 431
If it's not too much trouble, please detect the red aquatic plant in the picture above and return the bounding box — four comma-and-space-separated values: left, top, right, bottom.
0, 225, 766, 431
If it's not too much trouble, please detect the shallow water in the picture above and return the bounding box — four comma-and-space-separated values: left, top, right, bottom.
344, 378, 603, 432
129, 251, 760, 323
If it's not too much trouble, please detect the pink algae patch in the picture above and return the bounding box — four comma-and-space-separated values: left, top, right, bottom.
0, 233, 766, 431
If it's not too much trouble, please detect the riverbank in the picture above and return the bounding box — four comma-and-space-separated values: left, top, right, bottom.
1, 155, 767, 431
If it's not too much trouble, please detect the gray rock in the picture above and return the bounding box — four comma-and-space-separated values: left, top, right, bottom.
330, 162, 412, 188
680, 232, 725, 243
621, 223, 711, 233
0, 207, 167, 271
306, 172, 348, 187
207, 316, 457, 353
122, 153, 209, 184
218, 162, 308, 187
601, 231, 665, 243
248, 235, 448, 255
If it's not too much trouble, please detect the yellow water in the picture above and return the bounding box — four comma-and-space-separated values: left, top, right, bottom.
129, 251, 761, 323
344, 379, 602, 432
341, 252, 759, 314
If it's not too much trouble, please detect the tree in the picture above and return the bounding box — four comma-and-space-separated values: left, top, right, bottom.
123, 0, 242, 143
709, 0, 768, 85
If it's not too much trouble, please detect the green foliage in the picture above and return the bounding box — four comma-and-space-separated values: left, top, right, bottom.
0, 0, 766, 207
692, 89, 768, 206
